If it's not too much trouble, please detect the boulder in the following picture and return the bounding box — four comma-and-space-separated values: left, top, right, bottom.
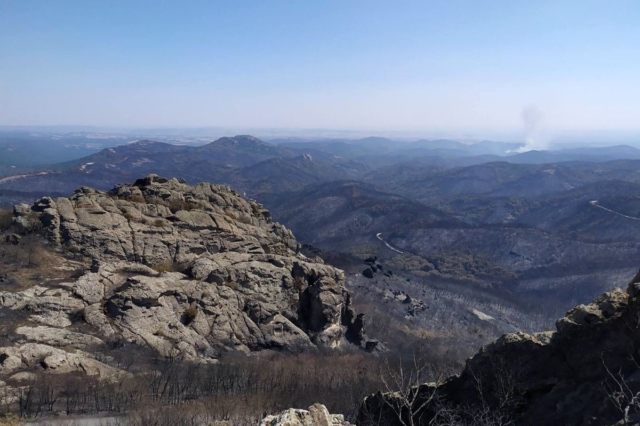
260, 404, 352, 426
362, 268, 374, 279
0, 343, 122, 379
15, 326, 104, 348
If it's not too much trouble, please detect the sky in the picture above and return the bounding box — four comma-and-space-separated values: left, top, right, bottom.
1, 0, 639, 142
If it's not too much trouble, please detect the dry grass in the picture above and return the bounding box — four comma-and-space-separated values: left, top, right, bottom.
167, 200, 193, 213
126, 194, 146, 204
119, 193, 197, 214
141, 196, 194, 213
222, 281, 238, 291
150, 261, 186, 273
0, 235, 84, 289
144, 195, 165, 205
151, 261, 173, 273
0, 413, 22, 426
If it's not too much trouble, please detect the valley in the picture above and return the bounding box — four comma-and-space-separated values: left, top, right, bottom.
3, 133, 639, 336
2, 132, 640, 425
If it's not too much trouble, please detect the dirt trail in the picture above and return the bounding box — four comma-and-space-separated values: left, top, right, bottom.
0, 171, 53, 184
589, 200, 640, 221
375, 232, 404, 254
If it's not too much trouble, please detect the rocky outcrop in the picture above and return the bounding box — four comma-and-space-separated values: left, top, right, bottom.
359, 272, 640, 426
21, 174, 299, 264
0, 343, 123, 379
260, 404, 352, 426
0, 175, 373, 380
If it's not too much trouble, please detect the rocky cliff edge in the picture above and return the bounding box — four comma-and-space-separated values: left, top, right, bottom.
0, 175, 373, 382
359, 271, 640, 426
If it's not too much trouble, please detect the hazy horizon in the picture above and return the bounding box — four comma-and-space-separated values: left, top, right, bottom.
2, 0, 640, 151
3, 124, 640, 150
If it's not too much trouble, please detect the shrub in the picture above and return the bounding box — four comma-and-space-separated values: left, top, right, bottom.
25, 212, 43, 233
153, 218, 165, 227
145, 196, 165, 205
0, 209, 12, 231
293, 276, 306, 291
167, 200, 193, 213
183, 305, 198, 324
0, 413, 22, 426
127, 194, 146, 204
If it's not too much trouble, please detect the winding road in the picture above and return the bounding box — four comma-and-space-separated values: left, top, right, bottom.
589, 200, 640, 221
376, 201, 640, 256
375, 232, 404, 254
0, 171, 53, 184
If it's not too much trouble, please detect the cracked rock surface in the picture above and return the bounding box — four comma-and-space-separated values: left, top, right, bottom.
1, 175, 369, 381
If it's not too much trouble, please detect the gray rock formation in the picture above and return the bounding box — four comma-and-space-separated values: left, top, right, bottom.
260, 404, 352, 426
0, 175, 371, 380
0, 343, 123, 379
25, 174, 299, 264
359, 271, 640, 426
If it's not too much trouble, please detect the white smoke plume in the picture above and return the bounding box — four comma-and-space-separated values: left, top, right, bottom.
517, 105, 546, 152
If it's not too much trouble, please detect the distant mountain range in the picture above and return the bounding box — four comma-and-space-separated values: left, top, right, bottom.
2, 133, 640, 324
273, 136, 640, 164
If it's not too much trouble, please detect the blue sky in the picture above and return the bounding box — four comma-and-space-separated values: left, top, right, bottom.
1, 0, 639, 139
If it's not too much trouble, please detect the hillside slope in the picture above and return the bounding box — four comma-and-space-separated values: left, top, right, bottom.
360, 271, 640, 426
0, 136, 296, 206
